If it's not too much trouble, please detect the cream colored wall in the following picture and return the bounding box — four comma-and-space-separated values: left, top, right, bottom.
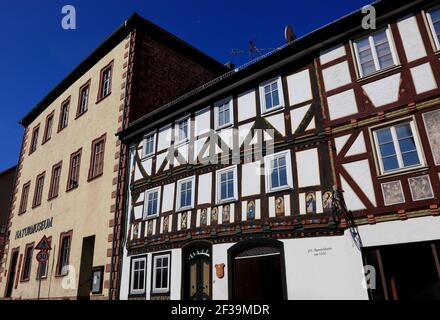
0, 38, 127, 299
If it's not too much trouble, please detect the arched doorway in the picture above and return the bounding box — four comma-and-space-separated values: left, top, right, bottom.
228, 238, 287, 300
182, 242, 212, 300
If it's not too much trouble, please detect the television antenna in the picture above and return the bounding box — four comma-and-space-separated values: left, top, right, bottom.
231, 39, 277, 61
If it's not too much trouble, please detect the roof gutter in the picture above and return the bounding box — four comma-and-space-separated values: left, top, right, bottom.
119, 0, 425, 142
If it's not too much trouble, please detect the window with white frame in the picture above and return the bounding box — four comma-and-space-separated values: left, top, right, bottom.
215, 98, 233, 129
144, 188, 160, 219
130, 256, 146, 295
372, 120, 424, 174
175, 117, 190, 144
259, 77, 284, 114
216, 166, 238, 203
426, 7, 440, 50
264, 151, 293, 193
176, 177, 195, 211
353, 28, 397, 78
143, 132, 156, 158
152, 254, 170, 294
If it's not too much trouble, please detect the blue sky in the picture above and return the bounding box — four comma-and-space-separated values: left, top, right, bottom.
0, 0, 372, 171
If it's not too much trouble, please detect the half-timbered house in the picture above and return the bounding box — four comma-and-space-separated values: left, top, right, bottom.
116, 0, 440, 300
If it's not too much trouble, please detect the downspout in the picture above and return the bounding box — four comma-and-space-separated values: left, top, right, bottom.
109, 18, 134, 300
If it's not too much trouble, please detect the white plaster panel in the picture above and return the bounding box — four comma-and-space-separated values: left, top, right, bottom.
198, 173, 212, 204
195, 107, 211, 136
322, 61, 352, 92
327, 89, 358, 120
410, 63, 437, 94
319, 44, 346, 65
162, 183, 175, 212
141, 157, 153, 176
362, 73, 401, 107
265, 112, 285, 136
287, 69, 313, 105
397, 15, 427, 62
237, 90, 256, 122
238, 122, 254, 146
299, 193, 306, 215
345, 132, 367, 157
170, 249, 182, 300
157, 125, 172, 152
255, 199, 261, 220
284, 195, 291, 216
212, 243, 234, 300
334, 134, 351, 155
343, 160, 377, 207
316, 192, 323, 214
241, 161, 261, 197
290, 104, 311, 134
340, 176, 366, 211
269, 196, 275, 218
282, 236, 368, 300
156, 152, 169, 173
296, 148, 321, 188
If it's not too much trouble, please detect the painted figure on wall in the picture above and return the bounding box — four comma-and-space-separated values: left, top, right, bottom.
306, 192, 316, 214
247, 201, 255, 220
275, 197, 284, 216
200, 209, 208, 227
211, 208, 218, 225
322, 191, 333, 212
223, 205, 230, 223
409, 175, 434, 201
381, 181, 405, 206
163, 216, 169, 233
133, 223, 140, 239
423, 109, 440, 165
147, 220, 154, 236
181, 212, 188, 229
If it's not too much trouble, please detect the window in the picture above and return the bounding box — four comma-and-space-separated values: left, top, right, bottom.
32, 172, 45, 208
426, 7, 440, 50
57, 232, 72, 276
144, 188, 160, 219
373, 121, 424, 174
98, 62, 113, 100
37, 238, 51, 280
58, 98, 70, 131
48, 162, 62, 199
43, 112, 54, 143
175, 117, 190, 144
215, 98, 233, 129
89, 135, 106, 180
177, 176, 195, 211
152, 254, 170, 294
18, 181, 31, 214
77, 81, 90, 117
130, 256, 147, 295
143, 132, 156, 158
353, 28, 397, 77
67, 149, 82, 190
264, 151, 293, 193
29, 125, 40, 154
216, 166, 238, 203
21, 244, 34, 281
259, 77, 284, 114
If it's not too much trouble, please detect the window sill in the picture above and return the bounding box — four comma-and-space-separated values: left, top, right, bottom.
174, 139, 189, 148
41, 138, 51, 146
57, 126, 67, 134
216, 198, 238, 206
151, 290, 170, 295
75, 110, 88, 120
141, 154, 154, 161
128, 292, 146, 298
36, 276, 48, 281
96, 92, 111, 105
176, 207, 193, 213
32, 203, 42, 209
18, 211, 27, 216
48, 194, 58, 202
28, 149, 37, 156
356, 65, 401, 83
215, 123, 234, 131
377, 165, 428, 180
144, 214, 159, 221
54, 272, 68, 278
20, 278, 30, 283
261, 105, 285, 117
66, 185, 79, 193
266, 186, 293, 195
88, 173, 104, 183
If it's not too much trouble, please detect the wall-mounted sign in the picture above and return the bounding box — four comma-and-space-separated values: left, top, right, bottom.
91, 266, 104, 294
15, 217, 53, 240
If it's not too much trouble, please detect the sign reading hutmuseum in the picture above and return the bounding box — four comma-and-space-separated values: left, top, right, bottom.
15, 217, 53, 240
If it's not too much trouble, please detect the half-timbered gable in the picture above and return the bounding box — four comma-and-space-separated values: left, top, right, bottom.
317, 5, 440, 223
117, 0, 440, 301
